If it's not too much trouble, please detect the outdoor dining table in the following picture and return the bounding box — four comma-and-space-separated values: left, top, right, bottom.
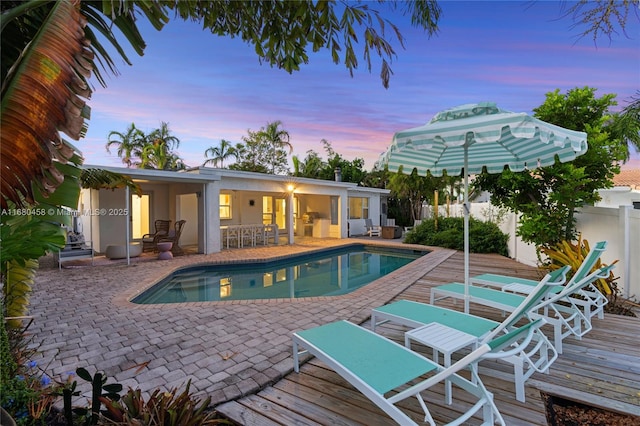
221, 224, 278, 249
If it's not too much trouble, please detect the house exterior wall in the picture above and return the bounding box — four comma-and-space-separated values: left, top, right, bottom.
347, 190, 385, 236
596, 188, 640, 208
79, 166, 389, 255
95, 189, 129, 252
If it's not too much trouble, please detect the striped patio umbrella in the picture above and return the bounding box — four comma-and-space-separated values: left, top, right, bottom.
380, 102, 587, 312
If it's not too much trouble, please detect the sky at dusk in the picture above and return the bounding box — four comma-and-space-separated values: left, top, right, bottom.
80, 1, 640, 171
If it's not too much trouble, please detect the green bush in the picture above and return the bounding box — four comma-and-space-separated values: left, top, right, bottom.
404, 217, 509, 256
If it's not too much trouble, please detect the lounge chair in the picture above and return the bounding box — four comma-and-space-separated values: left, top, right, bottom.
293, 318, 546, 426
470, 241, 609, 321
404, 219, 423, 233
142, 219, 171, 252
372, 266, 569, 402
430, 264, 615, 354
365, 218, 381, 237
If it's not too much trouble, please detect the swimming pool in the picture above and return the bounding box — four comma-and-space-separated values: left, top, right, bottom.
132, 245, 428, 304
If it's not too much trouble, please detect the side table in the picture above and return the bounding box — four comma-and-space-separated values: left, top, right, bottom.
157, 242, 173, 260
405, 322, 477, 405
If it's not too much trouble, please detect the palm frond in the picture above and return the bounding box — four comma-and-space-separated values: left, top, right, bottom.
80, 168, 142, 196
1, 0, 88, 209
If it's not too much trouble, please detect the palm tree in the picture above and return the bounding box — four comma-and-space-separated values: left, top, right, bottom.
610, 91, 640, 162
106, 123, 145, 167
147, 121, 180, 151
139, 143, 185, 170
203, 139, 236, 168
260, 121, 292, 174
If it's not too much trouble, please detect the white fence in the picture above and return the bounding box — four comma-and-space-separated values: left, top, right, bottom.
428, 202, 639, 301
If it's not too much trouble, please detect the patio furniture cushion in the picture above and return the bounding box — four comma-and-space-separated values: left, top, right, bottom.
142, 220, 171, 252
158, 220, 186, 255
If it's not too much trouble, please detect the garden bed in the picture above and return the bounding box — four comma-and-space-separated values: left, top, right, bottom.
541, 392, 640, 426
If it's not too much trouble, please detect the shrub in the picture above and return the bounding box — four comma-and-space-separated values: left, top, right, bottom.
404, 217, 509, 256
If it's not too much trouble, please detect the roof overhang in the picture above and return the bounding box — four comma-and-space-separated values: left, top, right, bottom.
83, 165, 220, 184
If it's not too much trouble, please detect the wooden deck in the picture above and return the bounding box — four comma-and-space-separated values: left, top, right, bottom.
217, 251, 640, 425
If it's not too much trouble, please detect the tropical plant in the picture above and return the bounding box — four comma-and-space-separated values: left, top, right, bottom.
1, 314, 57, 426
203, 139, 236, 168
1, 203, 69, 330
404, 217, 509, 256
147, 121, 180, 151
79, 168, 141, 196
609, 90, 640, 161
106, 124, 146, 168
540, 236, 618, 298
1, 0, 169, 209
291, 140, 368, 184
102, 381, 230, 425
1, 0, 90, 210
47, 368, 230, 426
474, 87, 628, 249
292, 150, 324, 178
387, 166, 450, 224
139, 142, 186, 171
321, 140, 368, 184
229, 126, 290, 174
106, 122, 185, 170
260, 121, 292, 174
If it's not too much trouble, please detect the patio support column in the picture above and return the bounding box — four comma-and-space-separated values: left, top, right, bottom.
205, 182, 220, 253
125, 186, 130, 265
287, 189, 294, 245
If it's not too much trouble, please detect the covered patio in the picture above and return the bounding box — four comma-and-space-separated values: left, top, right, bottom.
80, 166, 389, 256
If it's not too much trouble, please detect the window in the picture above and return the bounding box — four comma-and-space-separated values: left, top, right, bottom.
348, 197, 369, 219
220, 193, 232, 219
330, 196, 339, 225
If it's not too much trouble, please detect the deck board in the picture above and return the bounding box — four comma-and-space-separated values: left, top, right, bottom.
217, 251, 640, 424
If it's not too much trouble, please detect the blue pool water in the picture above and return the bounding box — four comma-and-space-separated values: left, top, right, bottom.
132, 245, 428, 304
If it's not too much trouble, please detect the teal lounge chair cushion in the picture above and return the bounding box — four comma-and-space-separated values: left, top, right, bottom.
435, 282, 528, 308
295, 320, 436, 395
374, 300, 498, 337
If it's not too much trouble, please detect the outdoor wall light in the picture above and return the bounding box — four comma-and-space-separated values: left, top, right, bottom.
287, 184, 295, 192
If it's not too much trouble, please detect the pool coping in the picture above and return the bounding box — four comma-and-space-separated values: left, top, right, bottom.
114, 241, 440, 308
124, 242, 433, 306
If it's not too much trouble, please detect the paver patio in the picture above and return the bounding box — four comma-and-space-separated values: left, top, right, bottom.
30, 238, 446, 404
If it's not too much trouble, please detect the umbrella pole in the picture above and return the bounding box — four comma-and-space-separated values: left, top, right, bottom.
463, 146, 470, 313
